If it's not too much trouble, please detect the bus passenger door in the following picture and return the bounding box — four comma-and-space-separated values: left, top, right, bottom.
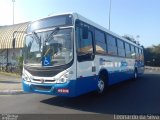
75, 24, 97, 95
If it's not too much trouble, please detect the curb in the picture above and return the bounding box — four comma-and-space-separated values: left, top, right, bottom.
145, 66, 160, 71
0, 90, 28, 95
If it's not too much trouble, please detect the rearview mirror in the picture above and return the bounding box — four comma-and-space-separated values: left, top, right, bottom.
12, 38, 15, 49
82, 27, 88, 39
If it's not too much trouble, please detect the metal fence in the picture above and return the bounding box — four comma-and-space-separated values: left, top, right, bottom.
0, 62, 21, 74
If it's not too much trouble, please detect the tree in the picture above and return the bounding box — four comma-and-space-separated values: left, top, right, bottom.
144, 44, 160, 67
16, 56, 23, 75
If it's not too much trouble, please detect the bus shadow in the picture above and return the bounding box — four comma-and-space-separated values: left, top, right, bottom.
41, 74, 160, 115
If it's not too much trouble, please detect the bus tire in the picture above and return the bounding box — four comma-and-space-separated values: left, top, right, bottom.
134, 68, 138, 80
97, 74, 107, 94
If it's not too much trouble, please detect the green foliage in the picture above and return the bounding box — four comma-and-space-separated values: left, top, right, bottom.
144, 44, 160, 67
16, 56, 23, 75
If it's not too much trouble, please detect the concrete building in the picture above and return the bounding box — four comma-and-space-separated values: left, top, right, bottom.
0, 22, 29, 66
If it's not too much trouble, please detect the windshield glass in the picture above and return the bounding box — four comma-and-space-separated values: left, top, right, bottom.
27, 14, 73, 33
24, 28, 73, 67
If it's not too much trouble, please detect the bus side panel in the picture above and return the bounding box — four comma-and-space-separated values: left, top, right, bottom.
76, 60, 98, 95
75, 76, 98, 96
95, 56, 135, 85
107, 71, 133, 85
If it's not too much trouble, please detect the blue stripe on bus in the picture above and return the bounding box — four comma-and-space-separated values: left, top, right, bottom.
108, 70, 134, 85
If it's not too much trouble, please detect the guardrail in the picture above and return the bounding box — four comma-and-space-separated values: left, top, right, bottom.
145, 66, 160, 71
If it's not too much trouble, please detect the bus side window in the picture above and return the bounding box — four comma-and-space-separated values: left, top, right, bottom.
107, 34, 117, 56
117, 39, 125, 57
141, 49, 144, 61
135, 47, 139, 60
95, 29, 107, 54
139, 48, 143, 60
125, 43, 131, 58
76, 26, 94, 62
130, 45, 136, 58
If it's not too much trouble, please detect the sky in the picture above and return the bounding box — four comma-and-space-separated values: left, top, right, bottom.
0, 0, 160, 47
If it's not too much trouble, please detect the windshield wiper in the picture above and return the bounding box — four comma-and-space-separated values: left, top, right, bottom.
45, 27, 59, 43
32, 31, 41, 44
31, 31, 42, 52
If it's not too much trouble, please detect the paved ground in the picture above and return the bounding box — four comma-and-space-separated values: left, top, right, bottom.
0, 70, 160, 120
0, 72, 22, 94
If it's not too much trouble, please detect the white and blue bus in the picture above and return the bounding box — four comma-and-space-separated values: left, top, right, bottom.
22, 12, 144, 97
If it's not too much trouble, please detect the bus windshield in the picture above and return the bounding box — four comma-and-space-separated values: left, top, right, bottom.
24, 28, 73, 67
27, 14, 73, 33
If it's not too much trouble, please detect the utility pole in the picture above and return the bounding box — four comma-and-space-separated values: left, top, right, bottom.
12, 0, 15, 25
109, 0, 112, 30
7, 0, 16, 72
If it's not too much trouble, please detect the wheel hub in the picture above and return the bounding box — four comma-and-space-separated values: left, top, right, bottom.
98, 79, 104, 93
135, 72, 137, 79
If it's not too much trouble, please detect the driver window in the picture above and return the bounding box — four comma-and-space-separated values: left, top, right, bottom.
77, 27, 93, 54
76, 26, 94, 62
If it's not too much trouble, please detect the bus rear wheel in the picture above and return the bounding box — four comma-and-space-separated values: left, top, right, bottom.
134, 69, 138, 80
97, 74, 106, 94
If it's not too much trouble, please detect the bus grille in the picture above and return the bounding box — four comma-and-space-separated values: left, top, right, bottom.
32, 85, 52, 91
32, 79, 56, 83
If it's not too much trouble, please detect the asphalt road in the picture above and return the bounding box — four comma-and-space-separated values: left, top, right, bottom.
0, 73, 21, 91
0, 70, 160, 119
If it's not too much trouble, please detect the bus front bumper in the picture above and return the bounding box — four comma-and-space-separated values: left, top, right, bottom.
22, 80, 76, 97
22, 76, 98, 97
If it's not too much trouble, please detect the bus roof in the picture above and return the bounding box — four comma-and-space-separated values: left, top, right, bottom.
72, 13, 143, 49
31, 12, 143, 49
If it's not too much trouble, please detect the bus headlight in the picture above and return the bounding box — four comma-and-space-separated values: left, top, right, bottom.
22, 73, 31, 82
57, 72, 70, 83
